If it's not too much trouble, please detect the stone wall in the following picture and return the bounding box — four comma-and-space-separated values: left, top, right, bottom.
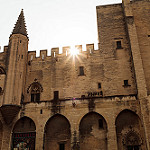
0, 0, 150, 150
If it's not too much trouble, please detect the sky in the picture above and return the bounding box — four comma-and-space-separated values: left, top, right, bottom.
0, 0, 122, 55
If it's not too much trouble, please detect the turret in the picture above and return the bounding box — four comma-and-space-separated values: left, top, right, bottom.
0, 10, 28, 124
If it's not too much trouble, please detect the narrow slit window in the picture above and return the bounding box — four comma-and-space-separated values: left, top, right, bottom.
0, 87, 2, 94
40, 109, 43, 114
90, 49, 92, 54
54, 91, 59, 100
79, 66, 84, 76
124, 80, 129, 86
98, 83, 101, 89
31, 55, 33, 60
59, 143, 65, 150
116, 41, 122, 49
31, 94, 34, 102
42, 54, 44, 60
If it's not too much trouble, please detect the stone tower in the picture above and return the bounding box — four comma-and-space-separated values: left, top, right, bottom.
0, 10, 29, 150
4, 9, 28, 105
0, 9, 28, 124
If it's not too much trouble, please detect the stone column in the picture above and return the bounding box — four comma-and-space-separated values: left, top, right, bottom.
107, 122, 118, 150
1, 124, 12, 150
35, 124, 44, 150
71, 130, 80, 150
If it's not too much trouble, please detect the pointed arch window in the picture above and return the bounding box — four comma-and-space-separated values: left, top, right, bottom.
27, 81, 43, 102
31, 85, 40, 102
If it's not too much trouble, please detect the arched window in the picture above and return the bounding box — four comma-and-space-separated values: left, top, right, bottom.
27, 81, 43, 102
31, 84, 40, 102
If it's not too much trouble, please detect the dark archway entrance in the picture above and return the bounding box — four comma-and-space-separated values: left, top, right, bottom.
115, 109, 146, 150
12, 116, 36, 150
79, 112, 107, 150
44, 114, 71, 150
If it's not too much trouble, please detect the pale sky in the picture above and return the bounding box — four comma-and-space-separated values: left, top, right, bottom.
0, 0, 122, 54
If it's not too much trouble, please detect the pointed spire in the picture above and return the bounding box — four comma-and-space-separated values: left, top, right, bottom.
11, 9, 28, 38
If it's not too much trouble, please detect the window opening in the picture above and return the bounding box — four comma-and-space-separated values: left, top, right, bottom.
79, 66, 84, 76
42, 54, 44, 60
98, 83, 101, 89
99, 119, 103, 129
31, 85, 40, 102
59, 143, 65, 150
127, 146, 139, 150
66, 51, 68, 56
54, 52, 56, 57
54, 91, 59, 100
31, 55, 33, 60
100, 91, 103, 96
124, 80, 129, 86
116, 41, 122, 49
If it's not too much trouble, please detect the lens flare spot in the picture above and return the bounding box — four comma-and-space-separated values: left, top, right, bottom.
70, 47, 79, 56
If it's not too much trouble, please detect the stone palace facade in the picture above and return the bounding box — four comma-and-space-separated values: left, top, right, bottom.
0, 0, 150, 149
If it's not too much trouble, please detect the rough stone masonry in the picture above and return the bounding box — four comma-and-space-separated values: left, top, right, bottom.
0, 0, 150, 149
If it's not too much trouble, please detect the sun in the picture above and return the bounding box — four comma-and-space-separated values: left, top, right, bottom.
70, 47, 79, 56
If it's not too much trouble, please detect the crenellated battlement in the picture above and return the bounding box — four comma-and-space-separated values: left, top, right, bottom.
0, 45, 8, 53
28, 43, 98, 61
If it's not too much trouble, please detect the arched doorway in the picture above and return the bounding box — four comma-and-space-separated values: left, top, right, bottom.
12, 116, 36, 150
44, 114, 71, 150
79, 112, 108, 150
115, 109, 146, 150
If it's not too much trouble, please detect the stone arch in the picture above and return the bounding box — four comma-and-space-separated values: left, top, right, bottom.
115, 109, 146, 150
27, 81, 43, 102
44, 114, 71, 150
12, 116, 36, 150
0, 121, 3, 150
79, 112, 108, 150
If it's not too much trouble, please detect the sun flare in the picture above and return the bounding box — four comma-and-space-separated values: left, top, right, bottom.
70, 47, 79, 56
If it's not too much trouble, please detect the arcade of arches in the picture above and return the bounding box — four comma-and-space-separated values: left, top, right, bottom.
10, 110, 146, 150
